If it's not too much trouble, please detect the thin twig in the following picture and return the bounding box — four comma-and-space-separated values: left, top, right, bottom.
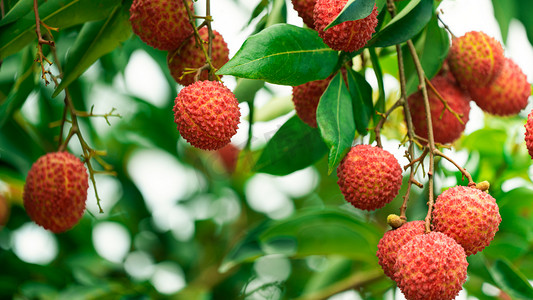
434, 149, 475, 187
425, 77, 464, 124
33, 0, 56, 85
374, 99, 403, 148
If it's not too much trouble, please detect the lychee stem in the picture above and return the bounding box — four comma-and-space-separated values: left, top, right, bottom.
425, 77, 464, 124
434, 149, 475, 187
33, 0, 57, 86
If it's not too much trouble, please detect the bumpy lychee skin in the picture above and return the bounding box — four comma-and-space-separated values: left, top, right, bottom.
168, 27, 229, 86
130, 0, 194, 51
468, 58, 531, 116
525, 109, 533, 159
337, 145, 402, 211
376, 221, 425, 279
394, 232, 468, 300
23, 152, 89, 233
173, 81, 241, 150
432, 186, 501, 256
292, 77, 331, 127
448, 31, 504, 88
314, 0, 378, 52
408, 75, 471, 144
291, 0, 317, 29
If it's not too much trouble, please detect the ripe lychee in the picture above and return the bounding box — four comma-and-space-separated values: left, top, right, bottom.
394, 232, 468, 300
217, 143, 240, 174
448, 31, 504, 88
336, 145, 403, 211
408, 75, 471, 144
292, 77, 331, 128
291, 0, 317, 29
468, 57, 531, 116
376, 220, 425, 279
313, 0, 378, 52
130, 0, 194, 51
168, 27, 229, 86
173, 80, 241, 150
525, 109, 533, 159
23, 152, 89, 233
432, 185, 501, 256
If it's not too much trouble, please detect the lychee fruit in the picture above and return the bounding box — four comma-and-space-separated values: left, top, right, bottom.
291, 0, 317, 29
292, 77, 331, 127
0, 194, 10, 226
525, 109, 533, 159
217, 143, 240, 174
432, 185, 501, 256
130, 0, 194, 51
468, 57, 531, 116
313, 0, 378, 52
23, 152, 89, 233
408, 75, 471, 144
376, 220, 425, 279
173, 80, 241, 150
168, 27, 229, 86
336, 145, 403, 211
447, 31, 505, 88
394, 232, 468, 300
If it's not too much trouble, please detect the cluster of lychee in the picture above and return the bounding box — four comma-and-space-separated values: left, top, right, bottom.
130, 0, 240, 151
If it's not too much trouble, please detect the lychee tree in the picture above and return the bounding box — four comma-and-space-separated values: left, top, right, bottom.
0, 0, 533, 299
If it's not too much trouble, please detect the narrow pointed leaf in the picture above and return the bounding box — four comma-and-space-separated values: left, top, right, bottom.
0, 0, 121, 59
217, 24, 338, 86
324, 0, 376, 30
254, 116, 328, 176
317, 72, 355, 174
346, 69, 373, 135
52, 4, 132, 97
490, 258, 533, 299
366, 0, 433, 48
0, 0, 45, 27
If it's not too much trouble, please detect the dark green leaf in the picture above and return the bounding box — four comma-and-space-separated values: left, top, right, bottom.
233, 78, 265, 104
0, 46, 36, 128
367, 0, 433, 48
217, 24, 338, 86
52, 4, 132, 97
254, 116, 328, 176
0, 0, 45, 27
515, 0, 533, 46
346, 69, 373, 135
317, 72, 355, 174
491, 0, 516, 42
490, 258, 533, 299
0, 0, 122, 59
325, 0, 376, 30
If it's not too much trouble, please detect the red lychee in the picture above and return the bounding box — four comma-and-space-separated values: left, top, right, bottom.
217, 143, 240, 174
130, 0, 194, 51
173, 80, 241, 150
313, 0, 378, 52
468, 57, 531, 116
336, 145, 403, 211
394, 232, 468, 300
525, 109, 533, 159
23, 152, 89, 233
168, 27, 229, 86
292, 77, 331, 128
448, 31, 505, 88
291, 0, 317, 29
408, 75, 471, 144
376, 220, 425, 279
432, 185, 501, 256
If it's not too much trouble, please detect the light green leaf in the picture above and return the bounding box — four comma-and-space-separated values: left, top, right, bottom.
325, 0, 376, 30
490, 258, 533, 299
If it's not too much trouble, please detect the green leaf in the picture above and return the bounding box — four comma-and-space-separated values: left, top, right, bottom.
52, 4, 132, 97
491, 0, 516, 43
216, 24, 338, 86
367, 0, 433, 48
254, 116, 328, 176
317, 72, 355, 174
220, 208, 381, 272
233, 78, 265, 104
490, 258, 533, 299
0, 46, 36, 128
346, 69, 373, 135
515, 0, 533, 46
0, 0, 122, 60
0, 0, 45, 27
324, 0, 376, 30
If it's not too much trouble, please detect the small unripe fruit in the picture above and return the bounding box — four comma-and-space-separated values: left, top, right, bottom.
525, 109, 533, 159
173, 81, 241, 150
23, 152, 89, 233
130, 0, 194, 51
468, 57, 530, 116
394, 232, 468, 300
291, 0, 317, 29
376, 220, 425, 279
448, 31, 505, 88
408, 75, 470, 144
337, 145, 402, 211
314, 0, 378, 52
432, 186, 501, 256
168, 27, 229, 86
